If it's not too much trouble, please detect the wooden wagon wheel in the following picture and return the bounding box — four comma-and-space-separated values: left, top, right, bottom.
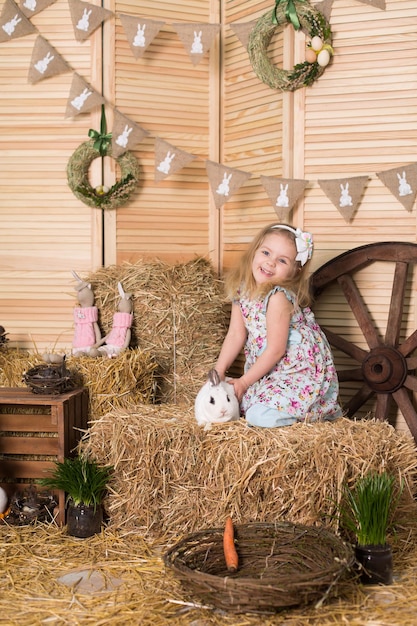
311, 242, 417, 443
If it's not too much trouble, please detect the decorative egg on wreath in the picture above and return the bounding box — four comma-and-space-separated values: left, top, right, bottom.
247, 0, 333, 92
67, 140, 141, 211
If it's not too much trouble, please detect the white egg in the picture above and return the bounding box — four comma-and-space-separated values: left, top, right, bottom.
310, 36, 323, 52
0, 487, 8, 514
317, 49, 331, 67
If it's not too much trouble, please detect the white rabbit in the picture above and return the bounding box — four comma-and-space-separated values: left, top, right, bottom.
339, 182, 352, 208
397, 171, 412, 196
216, 172, 232, 196
34, 51, 54, 75
23, 0, 37, 11
191, 31, 203, 54
0, 486, 8, 514
276, 183, 289, 208
133, 23, 146, 47
77, 8, 92, 32
194, 369, 240, 431
157, 151, 175, 174
71, 88, 92, 111
116, 125, 132, 148
2, 14, 22, 36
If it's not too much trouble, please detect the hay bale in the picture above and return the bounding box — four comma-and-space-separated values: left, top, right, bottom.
0, 348, 43, 387
81, 410, 417, 539
85, 257, 228, 404
66, 350, 157, 419
0, 348, 157, 419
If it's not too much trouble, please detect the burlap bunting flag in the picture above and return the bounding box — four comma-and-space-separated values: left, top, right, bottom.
111, 110, 149, 157
172, 23, 220, 66
261, 176, 308, 221
313, 0, 334, 22
356, 0, 386, 9
154, 138, 196, 182
0, 0, 36, 43
19, 0, 57, 18
28, 35, 70, 83
118, 14, 165, 59
229, 20, 257, 50
65, 73, 104, 118
376, 164, 417, 212
69, 0, 113, 42
318, 176, 369, 222
206, 161, 251, 209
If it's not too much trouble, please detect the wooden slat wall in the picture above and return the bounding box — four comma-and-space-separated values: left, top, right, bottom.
303, 0, 417, 267
0, 0, 102, 351
222, 0, 287, 271
111, 0, 219, 266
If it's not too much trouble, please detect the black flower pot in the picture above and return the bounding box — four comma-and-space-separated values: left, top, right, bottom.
355, 544, 393, 585
67, 503, 103, 538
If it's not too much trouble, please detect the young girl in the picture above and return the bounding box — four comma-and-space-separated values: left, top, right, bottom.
214, 223, 342, 427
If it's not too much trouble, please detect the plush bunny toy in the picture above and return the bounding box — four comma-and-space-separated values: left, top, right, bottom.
91, 282, 133, 358
194, 369, 240, 430
72, 270, 102, 356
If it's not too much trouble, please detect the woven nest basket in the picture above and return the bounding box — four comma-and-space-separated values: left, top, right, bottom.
163, 521, 355, 614
23, 363, 76, 395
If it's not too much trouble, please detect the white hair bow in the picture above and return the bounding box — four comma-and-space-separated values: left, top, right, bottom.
271, 225, 313, 266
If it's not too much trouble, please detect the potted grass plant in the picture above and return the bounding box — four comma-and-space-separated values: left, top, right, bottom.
41, 455, 113, 538
339, 470, 402, 585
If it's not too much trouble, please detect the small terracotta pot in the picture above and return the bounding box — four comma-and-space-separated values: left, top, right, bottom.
67, 503, 103, 538
354, 544, 393, 585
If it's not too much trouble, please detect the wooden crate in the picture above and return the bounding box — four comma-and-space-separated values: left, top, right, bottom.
0, 387, 89, 525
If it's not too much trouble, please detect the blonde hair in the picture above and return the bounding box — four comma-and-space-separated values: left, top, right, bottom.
224, 223, 312, 308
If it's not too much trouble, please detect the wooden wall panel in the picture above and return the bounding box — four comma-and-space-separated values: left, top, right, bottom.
222, 0, 300, 270
0, 0, 102, 352
111, 0, 219, 267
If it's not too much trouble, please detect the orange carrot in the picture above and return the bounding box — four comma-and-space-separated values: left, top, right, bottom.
223, 515, 238, 573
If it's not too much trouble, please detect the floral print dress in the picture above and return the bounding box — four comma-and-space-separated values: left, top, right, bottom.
239, 286, 342, 422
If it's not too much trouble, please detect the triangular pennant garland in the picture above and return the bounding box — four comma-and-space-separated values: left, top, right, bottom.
376, 164, 417, 212
119, 14, 165, 59
313, 0, 334, 22
172, 23, 220, 66
261, 176, 308, 221
19, 0, 57, 18
65, 73, 104, 117
28, 35, 70, 83
229, 20, 257, 50
318, 176, 369, 223
206, 161, 252, 209
154, 138, 196, 181
0, 0, 36, 43
111, 110, 149, 157
69, 0, 113, 42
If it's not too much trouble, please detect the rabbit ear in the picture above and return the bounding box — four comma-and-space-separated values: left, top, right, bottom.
117, 282, 125, 298
207, 369, 221, 386
71, 270, 82, 282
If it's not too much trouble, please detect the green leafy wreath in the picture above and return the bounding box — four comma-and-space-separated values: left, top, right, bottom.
67, 140, 141, 210
248, 1, 333, 92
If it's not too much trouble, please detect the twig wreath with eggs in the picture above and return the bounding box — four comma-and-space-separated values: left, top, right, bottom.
248, 0, 333, 91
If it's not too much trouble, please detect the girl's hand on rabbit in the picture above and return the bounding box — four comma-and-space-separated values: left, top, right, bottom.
230, 376, 249, 402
